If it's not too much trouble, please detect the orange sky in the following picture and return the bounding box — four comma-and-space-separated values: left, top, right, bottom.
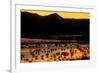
21, 10, 89, 19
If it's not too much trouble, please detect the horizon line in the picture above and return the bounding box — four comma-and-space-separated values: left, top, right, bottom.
21, 11, 89, 19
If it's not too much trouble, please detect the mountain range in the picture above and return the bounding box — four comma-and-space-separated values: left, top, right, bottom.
21, 12, 89, 39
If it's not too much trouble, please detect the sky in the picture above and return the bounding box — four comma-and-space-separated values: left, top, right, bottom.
21, 10, 90, 19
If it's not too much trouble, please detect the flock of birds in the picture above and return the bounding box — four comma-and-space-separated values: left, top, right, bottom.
21, 43, 89, 63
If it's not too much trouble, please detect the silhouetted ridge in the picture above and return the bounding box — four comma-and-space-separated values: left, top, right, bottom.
21, 12, 89, 39
46, 13, 63, 19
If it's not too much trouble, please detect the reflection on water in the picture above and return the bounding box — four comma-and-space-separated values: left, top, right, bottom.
21, 35, 89, 63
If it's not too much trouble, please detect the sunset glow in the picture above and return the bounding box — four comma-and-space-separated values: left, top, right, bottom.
21, 10, 89, 19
